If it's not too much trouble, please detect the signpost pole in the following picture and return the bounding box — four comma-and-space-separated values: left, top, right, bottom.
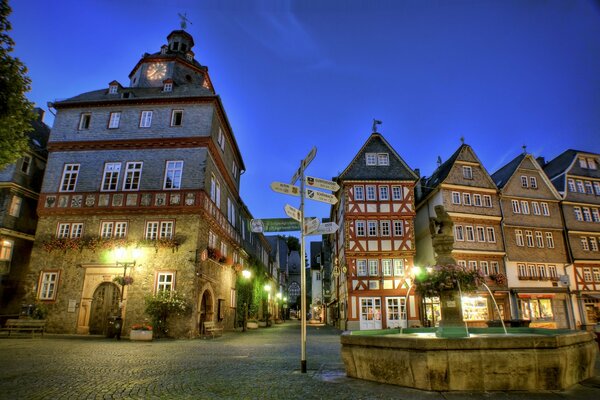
300, 161, 307, 374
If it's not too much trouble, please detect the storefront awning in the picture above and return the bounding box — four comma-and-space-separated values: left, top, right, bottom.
517, 294, 555, 299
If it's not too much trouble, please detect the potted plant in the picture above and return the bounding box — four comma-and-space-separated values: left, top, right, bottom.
129, 324, 153, 341
144, 291, 189, 338
246, 319, 259, 329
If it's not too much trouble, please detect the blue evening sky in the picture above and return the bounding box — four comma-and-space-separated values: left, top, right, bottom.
9, 0, 600, 231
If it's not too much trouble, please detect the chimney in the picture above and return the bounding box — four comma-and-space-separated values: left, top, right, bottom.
414, 168, 420, 178
34, 107, 45, 122
536, 156, 546, 167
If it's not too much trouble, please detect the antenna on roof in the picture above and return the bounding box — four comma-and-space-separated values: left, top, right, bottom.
372, 119, 382, 133
460, 136, 465, 144
522, 145, 527, 154
178, 13, 193, 30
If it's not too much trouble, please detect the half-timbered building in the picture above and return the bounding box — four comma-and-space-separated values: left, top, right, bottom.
492, 152, 572, 328
330, 132, 418, 331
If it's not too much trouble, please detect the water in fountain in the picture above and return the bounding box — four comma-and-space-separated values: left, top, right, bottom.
481, 282, 508, 334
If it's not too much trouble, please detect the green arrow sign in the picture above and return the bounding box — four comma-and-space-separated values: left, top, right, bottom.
251, 218, 301, 233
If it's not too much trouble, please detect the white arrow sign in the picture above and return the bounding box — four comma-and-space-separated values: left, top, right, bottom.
284, 204, 302, 222
305, 189, 338, 205
306, 221, 339, 235
271, 182, 301, 196
305, 176, 340, 192
302, 146, 317, 169
303, 217, 319, 234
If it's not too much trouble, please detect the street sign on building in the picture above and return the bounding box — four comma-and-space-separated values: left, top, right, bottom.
284, 204, 302, 222
305, 189, 338, 204
305, 176, 339, 192
306, 221, 339, 236
270, 182, 300, 196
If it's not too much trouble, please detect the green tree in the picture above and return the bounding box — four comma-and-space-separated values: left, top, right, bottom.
144, 291, 189, 338
0, 0, 35, 169
284, 235, 300, 255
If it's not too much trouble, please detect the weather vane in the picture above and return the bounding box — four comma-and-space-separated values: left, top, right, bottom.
522, 145, 527, 154
178, 13, 192, 30
460, 136, 465, 144
372, 119, 382, 133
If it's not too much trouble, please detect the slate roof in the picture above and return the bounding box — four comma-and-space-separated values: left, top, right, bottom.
336, 133, 418, 182
542, 149, 600, 192
491, 153, 526, 189
417, 144, 464, 202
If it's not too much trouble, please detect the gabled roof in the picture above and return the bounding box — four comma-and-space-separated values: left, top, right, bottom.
542, 149, 579, 181
491, 153, 525, 189
542, 149, 600, 193
336, 132, 418, 182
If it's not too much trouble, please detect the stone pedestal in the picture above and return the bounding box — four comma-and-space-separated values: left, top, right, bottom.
437, 289, 468, 338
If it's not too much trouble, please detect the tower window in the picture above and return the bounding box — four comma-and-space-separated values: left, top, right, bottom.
109, 85, 118, 94
163, 82, 173, 92
172, 42, 179, 51
171, 110, 183, 126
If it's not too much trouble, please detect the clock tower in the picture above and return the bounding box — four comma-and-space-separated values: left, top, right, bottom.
129, 30, 213, 91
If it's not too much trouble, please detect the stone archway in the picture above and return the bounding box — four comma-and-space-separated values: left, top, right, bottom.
89, 282, 120, 335
198, 287, 214, 334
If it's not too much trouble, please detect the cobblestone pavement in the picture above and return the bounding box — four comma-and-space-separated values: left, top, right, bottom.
1, 321, 599, 400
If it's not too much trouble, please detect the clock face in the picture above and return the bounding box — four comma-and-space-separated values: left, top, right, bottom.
146, 62, 167, 80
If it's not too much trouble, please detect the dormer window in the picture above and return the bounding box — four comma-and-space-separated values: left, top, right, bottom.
109, 85, 118, 94
186, 52, 193, 62
161, 45, 168, 55
181, 43, 187, 52
163, 82, 173, 92
172, 41, 179, 51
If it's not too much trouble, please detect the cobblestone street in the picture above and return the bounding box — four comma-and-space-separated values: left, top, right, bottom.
1, 321, 600, 400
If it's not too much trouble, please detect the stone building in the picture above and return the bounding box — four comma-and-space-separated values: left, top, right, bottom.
415, 142, 507, 327
542, 150, 600, 328
21, 30, 274, 338
330, 131, 419, 330
0, 108, 50, 315
492, 152, 572, 328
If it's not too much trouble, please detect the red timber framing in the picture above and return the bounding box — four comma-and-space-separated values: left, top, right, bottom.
573, 263, 600, 291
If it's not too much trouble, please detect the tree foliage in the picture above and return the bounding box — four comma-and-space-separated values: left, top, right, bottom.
284, 235, 300, 255
0, 0, 35, 169
144, 291, 189, 338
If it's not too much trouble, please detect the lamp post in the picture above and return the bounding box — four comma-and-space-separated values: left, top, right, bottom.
241, 269, 252, 332
114, 247, 139, 340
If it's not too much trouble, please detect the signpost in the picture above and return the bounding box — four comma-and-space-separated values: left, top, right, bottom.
250, 218, 301, 233
284, 204, 301, 222
305, 221, 339, 236
305, 176, 340, 192
270, 182, 300, 196
303, 217, 319, 234
305, 189, 338, 205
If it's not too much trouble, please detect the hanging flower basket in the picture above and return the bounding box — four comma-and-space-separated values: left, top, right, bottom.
113, 276, 134, 286
415, 265, 483, 298
488, 273, 507, 286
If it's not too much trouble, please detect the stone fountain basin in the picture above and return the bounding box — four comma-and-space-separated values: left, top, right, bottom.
341, 328, 598, 391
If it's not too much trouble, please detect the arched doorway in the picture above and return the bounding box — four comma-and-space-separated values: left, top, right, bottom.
89, 282, 120, 335
198, 289, 214, 334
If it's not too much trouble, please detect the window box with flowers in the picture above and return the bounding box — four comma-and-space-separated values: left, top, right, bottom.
129, 324, 153, 341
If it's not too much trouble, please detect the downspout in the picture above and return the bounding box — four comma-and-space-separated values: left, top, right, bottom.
497, 192, 517, 320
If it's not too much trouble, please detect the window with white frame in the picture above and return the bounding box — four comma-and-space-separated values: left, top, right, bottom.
369, 260, 379, 276
545, 232, 555, 248
486, 227, 496, 242
535, 231, 544, 248
483, 195, 492, 207
377, 153, 389, 166
455, 225, 464, 241
60, 164, 79, 192
220, 241, 228, 258
594, 268, 600, 281
463, 166, 473, 179
473, 194, 482, 206
518, 263, 527, 278
0, 240, 13, 261
380, 221, 390, 236
463, 193, 472, 206
458, 260, 467, 269
576, 180, 584, 193
538, 265, 547, 279
357, 260, 367, 276
452, 192, 461, 204
491, 261, 500, 274
217, 127, 225, 151
588, 158, 597, 169
541, 202, 550, 216
592, 208, 600, 222
366, 185, 376, 200
567, 179, 575, 192
114, 222, 127, 238
20, 155, 32, 174
393, 220, 403, 236
548, 265, 557, 278
109, 85, 118, 94
382, 259, 392, 276
530, 176, 537, 189
574, 207, 583, 221
585, 181, 593, 195
584, 268, 592, 281
579, 157, 588, 168
367, 221, 378, 236
9, 195, 22, 217
594, 182, 600, 196
379, 186, 389, 200
108, 112, 121, 129
521, 200, 530, 214
393, 259, 404, 276
356, 221, 365, 236
465, 226, 475, 241
232, 161, 238, 179
525, 230, 534, 247
528, 264, 537, 278
354, 185, 364, 200
365, 153, 377, 165
57, 222, 83, 238
531, 201, 541, 215
156, 272, 175, 292
392, 186, 402, 200
170, 110, 183, 126
481, 261, 489, 275
101, 162, 121, 191
468, 260, 478, 271
208, 231, 218, 249
227, 198, 236, 227
123, 162, 142, 191
511, 200, 521, 213
78, 113, 91, 130
590, 238, 598, 252
38, 271, 59, 300
521, 176, 528, 187
139, 111, 153, 128
476, 226, 485, 242
583, 207, 592, 222
230, 288, 236, 308
164, 160, 183, 190
145, 222, 159, 240
515, 230, 524, 246
160, 221, 173, 239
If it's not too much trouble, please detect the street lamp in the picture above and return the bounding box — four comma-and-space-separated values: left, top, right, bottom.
240, 269, 252, 332
113, 247, 139, 339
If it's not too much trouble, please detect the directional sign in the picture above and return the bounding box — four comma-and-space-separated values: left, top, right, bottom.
305, 189, 338, 205
251, 218, 301, 233
302, 146, 317, 169
270, 182, 300, 196
291, 167, 302, 185
284, 204, 302, 222
303, 217, 320, 234
306, 221, 339, 236
305, 176, 340, 192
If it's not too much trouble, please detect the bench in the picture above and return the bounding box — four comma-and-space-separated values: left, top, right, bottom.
203, 321, 223, 338
2, 319, 47, 337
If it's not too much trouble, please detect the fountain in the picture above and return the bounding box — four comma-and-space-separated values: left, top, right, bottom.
341, 205, 598, 391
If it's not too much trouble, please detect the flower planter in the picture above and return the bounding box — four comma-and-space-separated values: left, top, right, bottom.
246, 321, 258, 329
130, 329, 153, 341
258, 321, 267, 328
